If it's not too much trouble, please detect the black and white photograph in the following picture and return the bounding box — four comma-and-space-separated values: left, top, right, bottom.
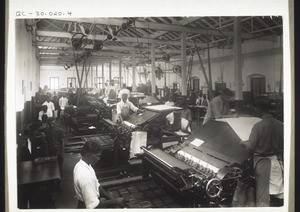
5, 0, 294, 211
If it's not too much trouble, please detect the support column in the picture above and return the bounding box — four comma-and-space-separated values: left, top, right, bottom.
132, 51, 137, 91
119, 60, 122, 85
181, 32, 187, 96
207, 42, 213, 98
127, 65, 129, 86
109, 61, 112, 82
123, 64, 127, 86
102, 63, 104, 88
96, 64, 98, 77
151, 44, 156, 96
233, 17, 244, 113
91, 66, 93, 87
164, 62, 167, 87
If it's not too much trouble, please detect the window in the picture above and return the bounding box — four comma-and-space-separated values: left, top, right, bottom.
50, 77, 59, 90
67, 77, 76, 88
94, 77, 104, 89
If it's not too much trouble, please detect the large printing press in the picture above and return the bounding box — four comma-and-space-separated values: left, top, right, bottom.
32, 91, 259, 208
141, 118, 258, 207
95, 116, 258, 208
64, 94, 258, 207
64, 94, 184, 168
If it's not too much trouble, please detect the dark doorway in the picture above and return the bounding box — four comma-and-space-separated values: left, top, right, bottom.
192, 78, 199, 91
250, 76, 266, 100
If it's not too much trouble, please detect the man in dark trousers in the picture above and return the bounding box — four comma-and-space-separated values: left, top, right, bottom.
73, 141, 124, 208
240, 96, 284, 207
45, 117, 64, 191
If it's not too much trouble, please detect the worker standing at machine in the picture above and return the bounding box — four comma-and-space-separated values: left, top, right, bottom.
106, 80, 117, 99
116, 93, 143, 122
52, 95, 59, 119
68, 82, 76, 93
59, 94, 69, 118
202, 88, 237, 125
38, 105, 48, 122
73, 141, 125, 208
240, 96, 283, 207
42, 96, 55, 118
118, 83, 131, 100
196, 94, 209, 107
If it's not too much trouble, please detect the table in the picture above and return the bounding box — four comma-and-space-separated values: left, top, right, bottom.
18, 159, 60, 185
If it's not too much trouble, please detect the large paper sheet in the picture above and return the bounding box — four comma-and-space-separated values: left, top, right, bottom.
144, 104, 182, 111
217, 117, 261, 141
130, 131, 147, 158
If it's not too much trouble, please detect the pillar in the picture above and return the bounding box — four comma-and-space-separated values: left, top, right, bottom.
151, 44, 156, 95
119, 60, 122, 85
102, 63, 104, 88
109, 61, 112, 82
181, 32, 187, 96
233, 17, 244, 113
132, 51, 137, 91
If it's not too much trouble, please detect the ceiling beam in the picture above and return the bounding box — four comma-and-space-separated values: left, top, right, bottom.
179, 17, 202, 25
168, 17, 181, 25
57, 18, 254, 39
36, 41, 182, 54
43, 19, 62, 31
36, 30, 199, 47
156, 17, 170, 24
255, 17, 276, 33
39, 48, 170, 56
40, 60, 110, 65
134, 28, 149, 37
39, 51, 131, 58
250, 25, 282, 34
40, 55, 126, 61
150, 17, 202, 39
39, 53, 148, 64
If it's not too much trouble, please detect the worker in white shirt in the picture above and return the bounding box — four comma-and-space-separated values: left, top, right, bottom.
118, 83, 131, 99
116, 93, 143, 121
73, 141, 125, 208
59, 94, 69, 117
106, 80, 117, 99
38, 105, 48, 122
42, 96, 55, 118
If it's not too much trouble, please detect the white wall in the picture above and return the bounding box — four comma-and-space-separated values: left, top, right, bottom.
39, 35, 283, 95
40, 66, 78, 88
40, 61, 133, 89
169, 36, 283, 93
15, 20, 40, 111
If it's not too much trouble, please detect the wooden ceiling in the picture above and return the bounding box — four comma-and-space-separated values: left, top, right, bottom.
24, 16, 282, 67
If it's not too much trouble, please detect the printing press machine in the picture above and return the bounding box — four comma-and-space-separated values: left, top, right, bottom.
64, 95, 112, 135
65, 104, 183, 168
102, 104, 184, 150
141, 118, 255, 207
